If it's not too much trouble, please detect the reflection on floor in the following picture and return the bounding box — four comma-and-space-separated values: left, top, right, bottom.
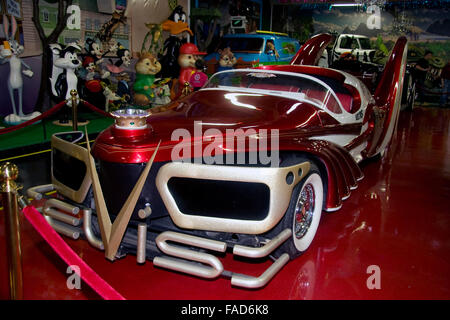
0, 107, 449, 300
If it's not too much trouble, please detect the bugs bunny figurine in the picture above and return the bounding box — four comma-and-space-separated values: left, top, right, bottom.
1, 15, 39, 125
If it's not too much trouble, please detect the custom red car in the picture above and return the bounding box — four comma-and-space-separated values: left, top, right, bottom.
28, 34, 408, 289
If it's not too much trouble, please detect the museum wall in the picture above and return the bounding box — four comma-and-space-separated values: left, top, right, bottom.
272, 4, 450, 62
0, 0, 188, 116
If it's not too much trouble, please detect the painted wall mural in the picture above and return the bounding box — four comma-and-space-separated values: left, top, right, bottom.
273, 3, 450, 63
312, 5, 450, 62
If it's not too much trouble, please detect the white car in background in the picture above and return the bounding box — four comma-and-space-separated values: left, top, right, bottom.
332, 34, 376, 63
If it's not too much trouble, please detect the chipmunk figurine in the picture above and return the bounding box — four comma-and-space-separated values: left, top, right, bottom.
133, 52, 161, 107
217, 47, 237, 72
177, 43, 206, 95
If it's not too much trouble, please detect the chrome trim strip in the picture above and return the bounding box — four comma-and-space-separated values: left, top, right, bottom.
156, 162, 310, 234
230, 253, 290, 289
324, 204, 343, 213
233, 229, 291, 258
342, 193, 351, 201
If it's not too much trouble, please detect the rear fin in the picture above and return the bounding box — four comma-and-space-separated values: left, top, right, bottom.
374, 37, 408, 107
290, 33, 333, 66
371, 36, 408, 155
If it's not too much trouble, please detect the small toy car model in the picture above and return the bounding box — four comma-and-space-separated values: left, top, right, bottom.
28, 34, 408, 289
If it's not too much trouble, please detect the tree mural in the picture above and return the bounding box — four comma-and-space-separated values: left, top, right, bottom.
32, 0, 74, 112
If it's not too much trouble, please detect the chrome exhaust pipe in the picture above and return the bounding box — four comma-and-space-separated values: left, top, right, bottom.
27, 184, 55, 201
44, 208, 81, 226
154, 256, 223, 279
136, 223, 147, 264
45, 198, 80, 215
233, 229, 291, 258
44, 215, 81, 240
154, 231, 227, 279
82, 209, 104, 250
43, 199, 81, 226
231, 253, 290, 289
153, 230, 292, 288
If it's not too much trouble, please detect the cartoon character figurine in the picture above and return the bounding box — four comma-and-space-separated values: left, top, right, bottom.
103, 84, 126, 112
265, 40, 280, 60
133, 52, 162, 107
178, 43, 206, 95
158, 5, 193, 79
49, 42, 82, 123
217, 47, 237, 72
96, 8, 127, 44
85, 38, 105, 65
142, 23, 164, 56
106, 44, 131, 75
79, 56, 105, 106
152, 78, 172, 106
82, 56, 98, 81
0, 15, 40, 125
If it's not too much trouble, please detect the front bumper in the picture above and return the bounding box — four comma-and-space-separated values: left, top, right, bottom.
156, 161, 311, 234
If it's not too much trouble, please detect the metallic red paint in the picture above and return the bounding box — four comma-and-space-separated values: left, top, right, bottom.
91, 35, 408, 212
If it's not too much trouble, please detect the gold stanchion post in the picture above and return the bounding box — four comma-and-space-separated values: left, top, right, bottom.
71, 90, 79, 131
0, 162, 23, 300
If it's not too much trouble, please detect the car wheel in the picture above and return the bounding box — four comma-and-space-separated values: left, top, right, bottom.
273, 163, 324, 260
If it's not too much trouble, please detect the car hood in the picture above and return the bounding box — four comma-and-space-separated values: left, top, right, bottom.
92, 89, 324, 163
148, 89, 320, 134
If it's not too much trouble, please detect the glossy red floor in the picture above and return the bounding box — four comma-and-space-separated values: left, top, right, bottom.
1, 107, 449, 300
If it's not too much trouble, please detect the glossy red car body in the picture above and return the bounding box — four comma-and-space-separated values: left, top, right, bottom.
92, 34, 408, 212
24, 33, 409, 291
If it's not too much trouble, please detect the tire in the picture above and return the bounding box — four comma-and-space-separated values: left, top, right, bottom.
273, 162, 324, 260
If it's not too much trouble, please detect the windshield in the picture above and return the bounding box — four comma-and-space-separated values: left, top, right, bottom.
359, 38, 372, 50
204, 70, 343, 114
216, 37, 265, 53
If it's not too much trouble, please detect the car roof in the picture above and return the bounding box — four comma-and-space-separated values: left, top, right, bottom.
223, 32, 295, 41
339, 34, 369, 39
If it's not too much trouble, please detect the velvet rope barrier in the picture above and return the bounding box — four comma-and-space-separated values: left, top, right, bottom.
80, 100, 114, 118
22, 205, 125, 300
0, 101, 67, 135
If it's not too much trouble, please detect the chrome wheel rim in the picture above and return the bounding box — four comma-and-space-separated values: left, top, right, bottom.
294, 183, 315, 239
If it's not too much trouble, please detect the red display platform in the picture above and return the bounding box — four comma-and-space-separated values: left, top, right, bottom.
1, 107, 449, 300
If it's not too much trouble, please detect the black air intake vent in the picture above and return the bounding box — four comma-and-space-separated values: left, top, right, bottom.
168, 178, 270, 221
